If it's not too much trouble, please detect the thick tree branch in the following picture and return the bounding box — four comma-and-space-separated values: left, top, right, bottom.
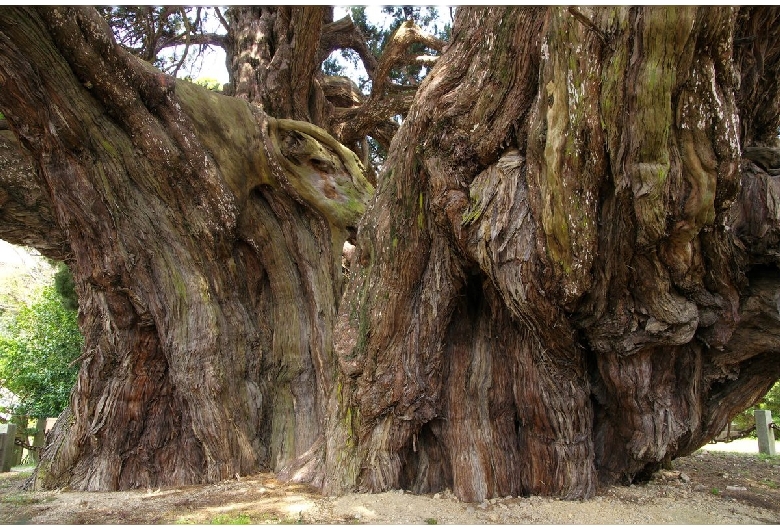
744, 146, 780, 175
330, 87, 415, 149
323, 19, 445, 152
321, 75, 364, 109
0, 131, 70, 261
371, 20, 443, 96
318, 16, 378, 78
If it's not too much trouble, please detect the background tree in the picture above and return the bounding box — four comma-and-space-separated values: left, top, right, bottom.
0, 246, 56, 316
97, 7, 227, 79
0, 6, 778, 502
0, 284, 81, 418
324, 6, 451, 172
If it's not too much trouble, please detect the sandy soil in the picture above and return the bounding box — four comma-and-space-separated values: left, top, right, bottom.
1, 444, 778, 525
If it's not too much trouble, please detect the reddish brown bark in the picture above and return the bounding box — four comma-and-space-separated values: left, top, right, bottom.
0, 6, 370, 490
326, 6, 780, 501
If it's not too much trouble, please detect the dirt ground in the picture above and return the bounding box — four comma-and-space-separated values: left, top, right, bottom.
1, 445, 778, 525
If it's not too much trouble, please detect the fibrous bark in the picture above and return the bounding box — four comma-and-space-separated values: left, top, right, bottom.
0, 6, 370, 490
0, 131, 69, 260
326, 6, 780, 501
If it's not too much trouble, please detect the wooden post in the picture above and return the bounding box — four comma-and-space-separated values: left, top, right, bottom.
755, 409, 776, 456
11, 415, 26, 466
31, 417, 45, 464
0, 423, 17, 472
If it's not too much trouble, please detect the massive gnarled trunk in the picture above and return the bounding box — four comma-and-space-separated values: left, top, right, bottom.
0, 7, 371, 489
326, 6, 780, 500
0, 6, 779, 502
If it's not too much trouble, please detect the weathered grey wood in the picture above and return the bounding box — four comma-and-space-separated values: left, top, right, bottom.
0, 423, 17, 472
755, 410, 776, 456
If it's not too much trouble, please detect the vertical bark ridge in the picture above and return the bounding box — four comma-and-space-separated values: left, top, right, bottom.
329, 7, 596, 501
578, 6, 778, 482
329, 5, 780, 501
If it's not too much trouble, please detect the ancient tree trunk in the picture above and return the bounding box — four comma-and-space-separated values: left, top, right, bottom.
2, 6, 780, 502
0, 7, 371, 489
326, 6, 780, 501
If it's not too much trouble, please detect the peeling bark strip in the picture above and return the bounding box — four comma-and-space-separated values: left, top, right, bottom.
1, 6, 780, 503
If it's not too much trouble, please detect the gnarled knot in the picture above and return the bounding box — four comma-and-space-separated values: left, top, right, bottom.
264, 116, 374, 230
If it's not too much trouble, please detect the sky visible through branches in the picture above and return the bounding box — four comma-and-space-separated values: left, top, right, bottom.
180, 6, 452, 86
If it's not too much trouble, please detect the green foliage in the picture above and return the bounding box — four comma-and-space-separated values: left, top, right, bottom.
322, 57, 346, 77
192, 77, 223, 92
210, 513, 252, 525
0, 249, 56, 319
0, 285, 82, 417
762, 381, 780, 412
53, 263, 78, 311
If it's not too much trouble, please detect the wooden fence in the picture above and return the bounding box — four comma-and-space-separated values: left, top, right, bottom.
0, 416, 56, 472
